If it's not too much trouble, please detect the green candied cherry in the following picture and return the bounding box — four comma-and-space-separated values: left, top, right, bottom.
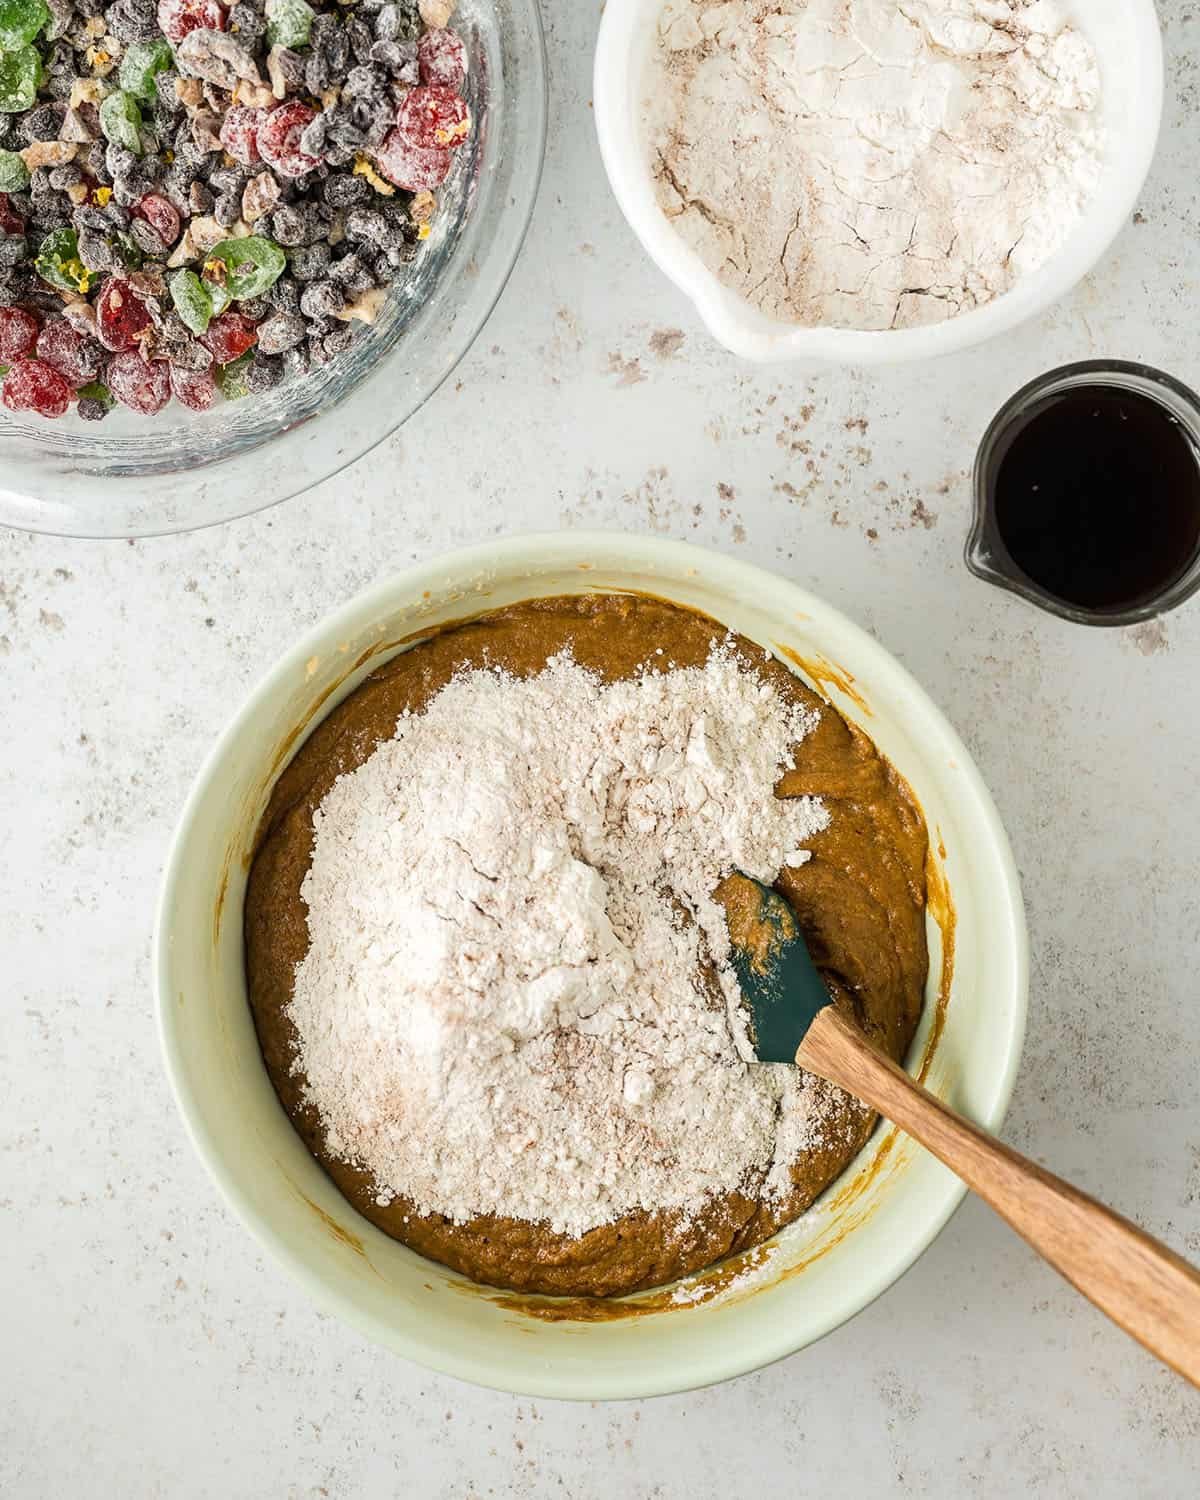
204, 235, 285, 301
168, 268, 214, 335
35, 226, 90, 292
0, 45, 41, 114
215, 349, 254, 400
0, 146, 29, 191
112, 229, 144, 271
99, 89, 143, 153
76, 380, 114, 409
0, 0, 50, 50
265, 0, 314, 49
118, 37, 173, 102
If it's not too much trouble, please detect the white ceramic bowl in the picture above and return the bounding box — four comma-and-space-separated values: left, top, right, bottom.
594, 0, 1163, 364
155, 533, 1028, 1398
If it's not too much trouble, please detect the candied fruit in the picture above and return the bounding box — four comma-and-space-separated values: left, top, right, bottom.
2, 357, 71, 417
35, 318, 102, 386
0, 146, 30, 192
215, 348, 254, 400
99, 90, 143, 154
119, 38, 174, 102
135, 193, 181, 248
107, 350, 171, 413
0, 45, 41, 115
0, 0, 51, 53
168, 268, 213, 335
35, 226, 90, 293
257, 100, 319, 180
204, 235, 285, 301
199, 309, 258, 364
169, 362, 217, 411
374, 128, 451, 192
0, 190, 23, 234
417, 28, 466, 90
265, 0, 313, 50
96, 275, 153, 352
219, 105, 264, 168
156, 0, 224, 46
395, 86, 469, 151
0, 305, 38, 362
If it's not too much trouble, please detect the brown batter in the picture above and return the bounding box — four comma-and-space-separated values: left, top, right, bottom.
244, 594, 929, 1297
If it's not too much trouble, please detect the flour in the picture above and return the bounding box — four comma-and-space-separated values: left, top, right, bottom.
643, 0, 1104, 330
288, 646, 839, 1237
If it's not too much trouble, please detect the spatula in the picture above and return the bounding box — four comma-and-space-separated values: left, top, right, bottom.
722, 872, 1200, 1388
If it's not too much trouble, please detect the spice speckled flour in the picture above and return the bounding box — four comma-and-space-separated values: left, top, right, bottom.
289, 647, 833, 1237
643, 0, 1103, 330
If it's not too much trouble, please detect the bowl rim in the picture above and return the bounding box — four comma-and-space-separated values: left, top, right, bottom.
593, 0, 1164, 365
154, 531, 1030, 1397
0, 0, 550, 540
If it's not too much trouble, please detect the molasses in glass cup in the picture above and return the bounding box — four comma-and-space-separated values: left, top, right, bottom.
968, 360, 1200, 627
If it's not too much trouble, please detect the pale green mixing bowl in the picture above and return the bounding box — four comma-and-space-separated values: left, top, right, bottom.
154, 533, 1027, 1398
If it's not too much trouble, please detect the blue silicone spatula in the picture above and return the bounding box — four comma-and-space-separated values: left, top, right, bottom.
723, 872, 1200, 1388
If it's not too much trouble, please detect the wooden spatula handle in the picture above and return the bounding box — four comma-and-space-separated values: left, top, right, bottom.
798, 1005, 1200, 1387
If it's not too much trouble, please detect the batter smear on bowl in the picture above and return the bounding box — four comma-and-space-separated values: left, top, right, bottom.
244, 594, 929, 1296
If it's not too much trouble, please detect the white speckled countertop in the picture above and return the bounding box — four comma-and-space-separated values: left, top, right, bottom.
4, 3, 1200, 1494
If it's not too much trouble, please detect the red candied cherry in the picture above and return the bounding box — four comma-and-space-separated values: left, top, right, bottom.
2, 358, 72, 418
169, 363, 217, 411
417, 28, 466, 90
0, 192, 25, 236
219, 105, 264, 167
374, 128, 451, 191
257, 101, 319, 180
0, 305, 39, 362
96, 276, 153, 352
199, 310, 258, 364
156, 0, 224, 46
135, 194, 181, 248
107, 351, 171, 414
35, 319, 103, 387
396, 86, 470, 150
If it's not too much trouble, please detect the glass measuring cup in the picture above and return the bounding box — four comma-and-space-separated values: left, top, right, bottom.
967, 360, 1200, 627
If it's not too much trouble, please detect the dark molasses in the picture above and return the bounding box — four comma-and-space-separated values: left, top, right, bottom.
987, 386, 1200, 611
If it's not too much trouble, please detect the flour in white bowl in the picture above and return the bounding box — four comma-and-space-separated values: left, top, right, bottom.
642, 0, 1104, 330
288, 647, 837, 1237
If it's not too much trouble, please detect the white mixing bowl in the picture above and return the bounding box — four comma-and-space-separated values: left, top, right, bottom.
155, 533, 1027, 1398
594, 0, 1163, 364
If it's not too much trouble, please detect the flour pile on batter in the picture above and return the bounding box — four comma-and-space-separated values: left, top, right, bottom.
644, 0, 1103, 329
289, 647, 832, 1236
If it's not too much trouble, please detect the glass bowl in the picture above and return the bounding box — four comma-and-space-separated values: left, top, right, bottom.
0, 0, 547, 538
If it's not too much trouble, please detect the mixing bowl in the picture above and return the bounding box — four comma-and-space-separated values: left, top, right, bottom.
0, 0, 547, 539
594, 0, 1162, 364
155, 532, 1028, 1399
